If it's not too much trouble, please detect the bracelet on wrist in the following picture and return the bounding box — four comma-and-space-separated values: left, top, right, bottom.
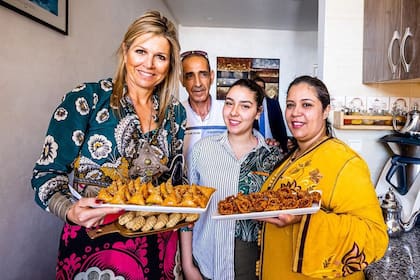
180, 226, 193, 232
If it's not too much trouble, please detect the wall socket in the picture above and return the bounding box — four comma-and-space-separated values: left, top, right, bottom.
348, 139, 362, 153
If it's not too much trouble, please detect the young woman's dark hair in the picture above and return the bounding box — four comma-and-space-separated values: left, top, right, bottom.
230, 78, 265, 108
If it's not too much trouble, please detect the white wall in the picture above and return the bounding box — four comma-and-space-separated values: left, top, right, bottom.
0, 1, 175, 278
178, 26, 318, 113
178, 1, 420, 185
319, 0, 420, 182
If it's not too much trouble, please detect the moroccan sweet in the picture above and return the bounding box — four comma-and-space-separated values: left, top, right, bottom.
118, 211, 199, 232
217, 187, 321, 215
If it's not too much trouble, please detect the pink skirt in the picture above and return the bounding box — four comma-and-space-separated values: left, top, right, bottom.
56, 223, 181, 280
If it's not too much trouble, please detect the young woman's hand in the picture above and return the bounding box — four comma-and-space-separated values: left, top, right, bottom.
265, 138, 279, 147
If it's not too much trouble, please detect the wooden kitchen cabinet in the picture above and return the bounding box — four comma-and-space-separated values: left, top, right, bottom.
363, 0, 420, 83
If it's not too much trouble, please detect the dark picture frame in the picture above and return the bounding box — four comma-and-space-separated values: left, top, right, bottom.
0, 0, 68, 35
216, 57, 280, 100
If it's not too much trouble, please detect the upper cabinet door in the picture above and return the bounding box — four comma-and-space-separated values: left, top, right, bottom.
363, 0, 400, 82
399, 0, 420, 79
363, 0, 420, 83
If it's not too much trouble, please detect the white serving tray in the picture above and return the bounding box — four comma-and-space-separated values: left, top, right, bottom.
94, 193, 214, 214
70, 184, 214, 214
212, 202, 320, 220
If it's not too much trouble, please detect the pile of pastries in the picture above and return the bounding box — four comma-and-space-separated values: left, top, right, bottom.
218, 187, 321, 215
97, 178, 215, 208
118, 211, 199, 232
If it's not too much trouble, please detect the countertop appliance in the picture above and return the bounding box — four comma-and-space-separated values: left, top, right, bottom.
376, 134, 420, 232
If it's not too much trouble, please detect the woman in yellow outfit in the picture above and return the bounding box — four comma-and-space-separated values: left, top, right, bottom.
258, 75, 388, 279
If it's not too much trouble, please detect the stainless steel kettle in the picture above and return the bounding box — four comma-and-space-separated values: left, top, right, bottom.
381, 187, 420, 235
393, 104, 420, 136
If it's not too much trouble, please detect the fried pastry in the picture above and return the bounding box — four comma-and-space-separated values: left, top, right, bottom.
166, 213, 182, 228
118, 211, 136, 226
96, 188, 114, 202
141, 215, 157, 232
96, 178, 215, 208
126, 178, 145, 205
197, 185, 216, 198
184, 213, 199, 223
125, 216, 146, 231
109, 189, 126, 204
135, 211, 158, 217
165, 179, 174, 194
153, 213, 169, 230
180, 191, 197, 207
160, 181, 170, 199
146, 183, 163, 205
162, 193, 178, 206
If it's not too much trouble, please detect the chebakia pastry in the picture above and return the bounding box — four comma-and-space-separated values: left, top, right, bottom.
218, 187, 321, 215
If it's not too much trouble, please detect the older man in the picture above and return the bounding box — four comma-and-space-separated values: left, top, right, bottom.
181, 50, 226, 171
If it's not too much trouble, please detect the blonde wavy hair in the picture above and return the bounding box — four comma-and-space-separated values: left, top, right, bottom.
111, 10, 181, 126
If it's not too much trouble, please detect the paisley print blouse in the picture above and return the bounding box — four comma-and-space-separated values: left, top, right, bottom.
31, 79, 187, 218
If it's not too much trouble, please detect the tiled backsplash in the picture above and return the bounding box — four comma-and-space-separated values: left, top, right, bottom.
331, 96, 420, 114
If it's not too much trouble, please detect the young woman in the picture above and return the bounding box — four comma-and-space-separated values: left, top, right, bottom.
181, 79, 283, 280
258, 75, 388, 279
31, 11, 186, 279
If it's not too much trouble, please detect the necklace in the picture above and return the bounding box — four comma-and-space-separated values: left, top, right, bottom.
143, 94, 159, 134
126, 93, 168, 181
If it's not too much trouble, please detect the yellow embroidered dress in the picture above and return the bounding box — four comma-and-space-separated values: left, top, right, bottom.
258, 138, 388, 279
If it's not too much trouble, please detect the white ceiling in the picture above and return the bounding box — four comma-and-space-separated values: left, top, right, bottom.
163, 0, 318, 31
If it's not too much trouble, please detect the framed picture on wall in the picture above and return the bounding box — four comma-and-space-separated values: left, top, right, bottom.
0, 0, 68, 35
216, 57, 280, 100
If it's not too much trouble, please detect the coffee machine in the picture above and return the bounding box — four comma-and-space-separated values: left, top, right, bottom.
376, 134, 420, 232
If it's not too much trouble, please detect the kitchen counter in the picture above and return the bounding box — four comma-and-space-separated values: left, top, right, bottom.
365, 226, 420, 279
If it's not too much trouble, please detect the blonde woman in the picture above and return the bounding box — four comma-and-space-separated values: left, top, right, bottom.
31, 11, 186, 279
